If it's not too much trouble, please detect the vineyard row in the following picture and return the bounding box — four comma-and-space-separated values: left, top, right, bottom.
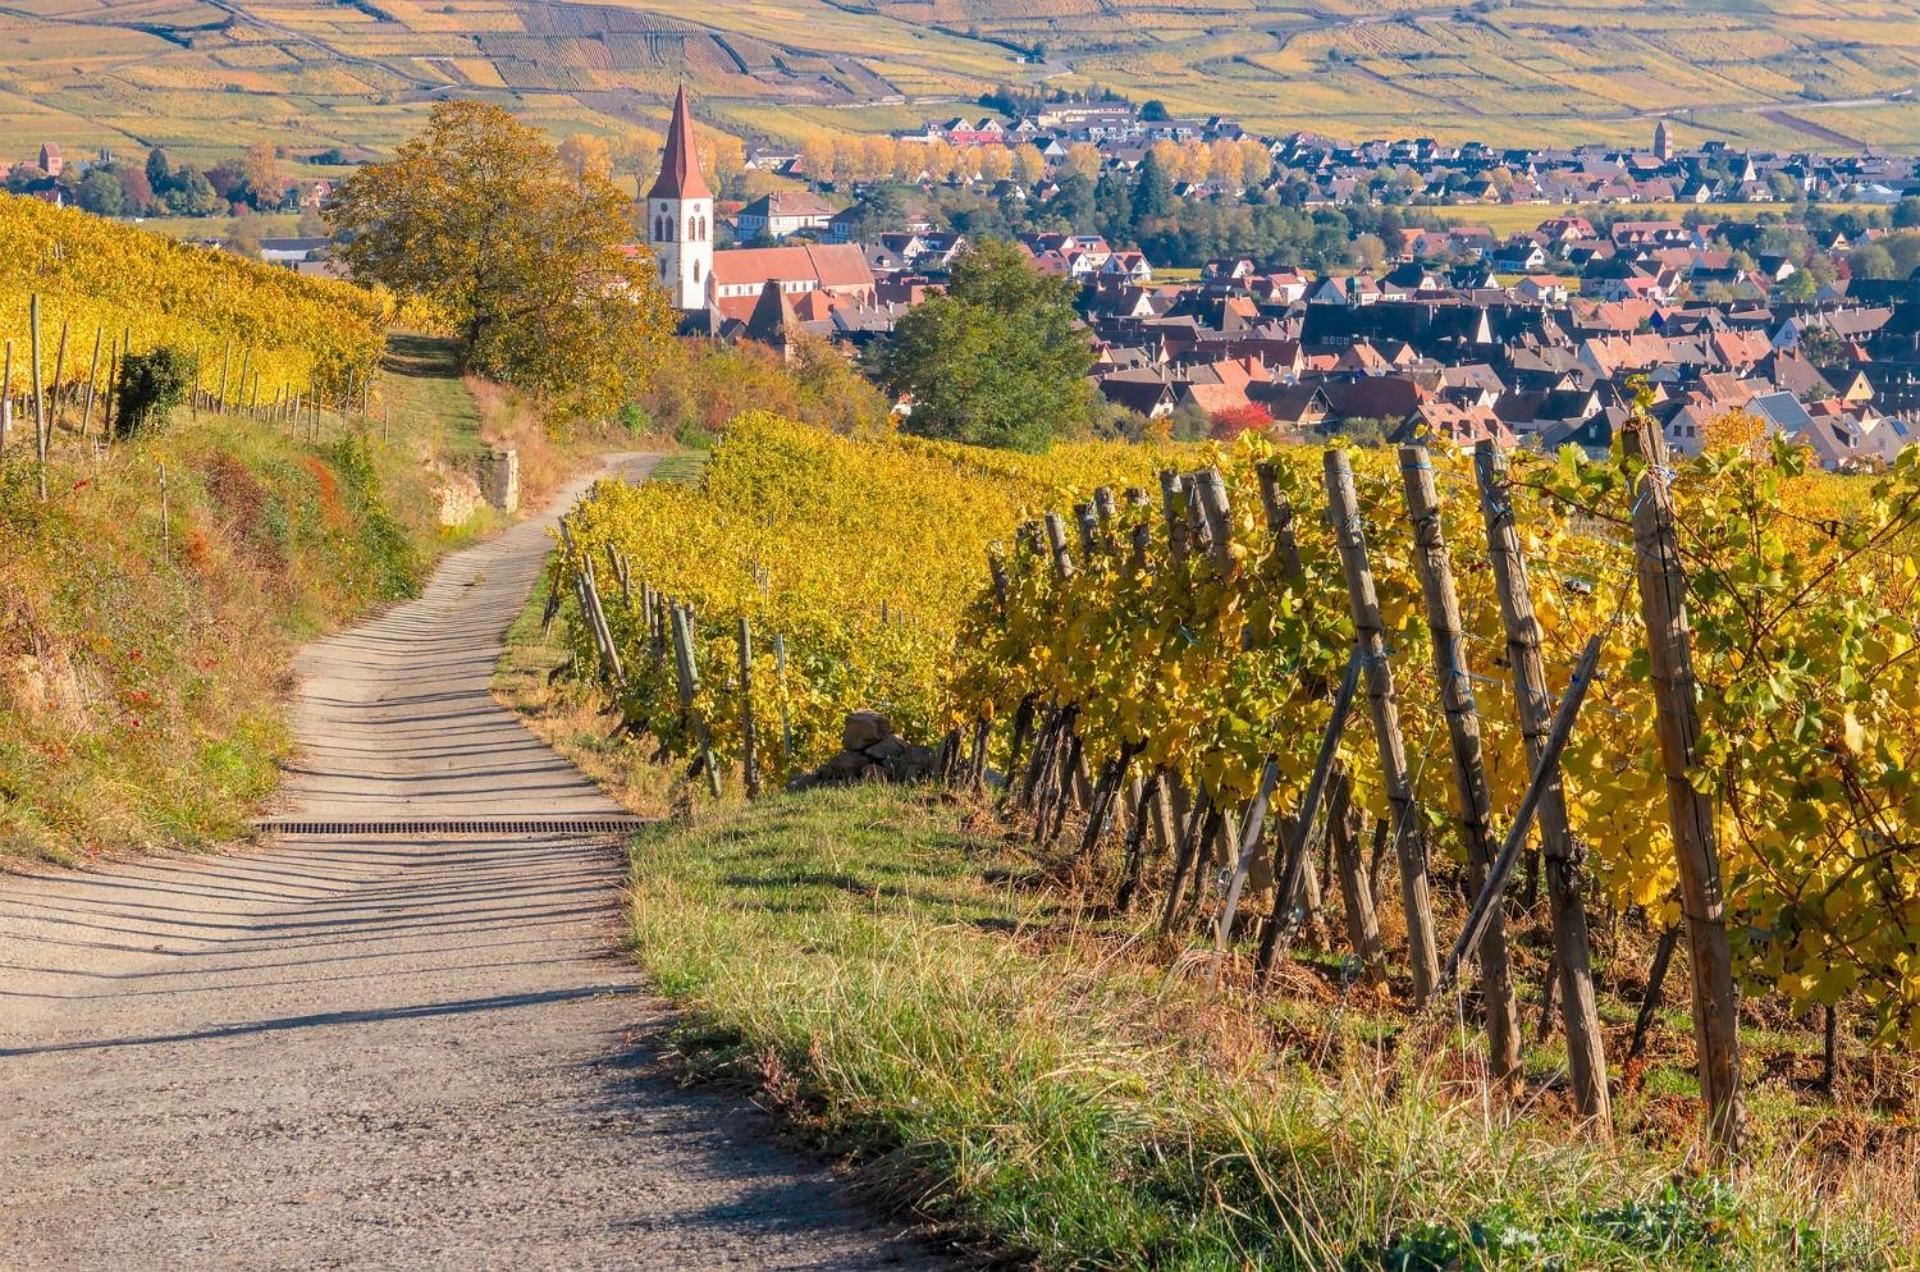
555, 413, 1920, 1159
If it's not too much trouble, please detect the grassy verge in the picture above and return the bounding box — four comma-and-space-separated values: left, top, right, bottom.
0, 327, 606, 862
613, 785, 1914, 1268
492, 513, 1917, 1267
0, 408, 458, 861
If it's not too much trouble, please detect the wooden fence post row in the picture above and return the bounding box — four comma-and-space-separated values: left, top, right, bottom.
546, 440, 1723, 1150
958, 446, 1659, 1138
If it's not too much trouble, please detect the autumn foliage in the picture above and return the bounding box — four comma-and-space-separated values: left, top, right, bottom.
1208, 402, 1273, 440
328, 100, 675, 421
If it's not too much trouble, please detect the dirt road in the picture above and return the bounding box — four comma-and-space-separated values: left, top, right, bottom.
0, 459, 932, 1269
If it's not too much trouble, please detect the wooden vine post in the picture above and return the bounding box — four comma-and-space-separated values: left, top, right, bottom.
1, 339, 12, 453
102, 334, 122, 447
772, 633, 795, 764
1399, 445, 1522, 1085
737, 617, 760, 798
1326, 769, 1388, 987
218, 340, 232, 411
1159, 470, 1190, 568
235, 347, 253, 419
80, 327, 102, 440
49, 319, 68, 440
1473, 439, 1611, 1129
669, 603, 722, 798
1439, 636, 1603, 996
1254, 648, 1363, 974
1621, 417, 1747, 1157
30, 294, 47, 499
1324, 447, 1441, 1001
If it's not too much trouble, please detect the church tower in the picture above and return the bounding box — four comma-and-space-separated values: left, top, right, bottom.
1653, 118, 1674, 163
647, 87, 713, 312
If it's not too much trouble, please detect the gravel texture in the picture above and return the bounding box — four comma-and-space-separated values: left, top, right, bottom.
0, 459, 939, 1270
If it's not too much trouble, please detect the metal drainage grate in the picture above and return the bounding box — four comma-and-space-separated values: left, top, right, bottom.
254, 817, 648, 837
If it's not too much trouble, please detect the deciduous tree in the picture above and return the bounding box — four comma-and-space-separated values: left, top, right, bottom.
327, 99, 674, 419
876, 238, 1095, 451
557, 132, 612, 181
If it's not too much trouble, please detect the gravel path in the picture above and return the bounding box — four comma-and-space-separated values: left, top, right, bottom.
0, 459, 936, 1269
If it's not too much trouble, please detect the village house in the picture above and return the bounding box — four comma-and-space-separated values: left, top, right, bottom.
734, 191, 841, 242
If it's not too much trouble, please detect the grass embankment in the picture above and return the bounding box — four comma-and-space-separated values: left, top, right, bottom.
0, 326, 584, 862
498, 591, 1914, 1266
0, 409, 450, 862
613, 785, 1914, 1268
493, 437, 1917, 1268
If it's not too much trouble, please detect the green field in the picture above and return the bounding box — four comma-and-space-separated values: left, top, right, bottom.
0, 1, 1918, 163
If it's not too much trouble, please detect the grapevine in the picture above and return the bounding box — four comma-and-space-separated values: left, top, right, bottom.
557, 411, 1920, 1055
0, 194, 389, 404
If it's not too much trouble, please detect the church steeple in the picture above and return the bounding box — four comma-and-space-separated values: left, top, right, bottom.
646, 85, 714, 312
649, 85, 711, 202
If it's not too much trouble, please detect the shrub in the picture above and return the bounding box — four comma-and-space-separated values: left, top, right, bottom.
114, 346, 193, 438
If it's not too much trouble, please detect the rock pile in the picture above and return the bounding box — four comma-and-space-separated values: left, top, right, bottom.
789, 711, 937, 790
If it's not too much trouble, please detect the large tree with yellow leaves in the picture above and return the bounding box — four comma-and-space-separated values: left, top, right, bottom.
328, 99, 674, 420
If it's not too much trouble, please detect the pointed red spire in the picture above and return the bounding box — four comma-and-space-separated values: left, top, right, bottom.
648, 86, 711, 201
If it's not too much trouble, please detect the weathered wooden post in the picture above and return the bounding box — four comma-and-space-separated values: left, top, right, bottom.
1092, 485, 1119, 554
1255, 460, 1305, 581
1324, 447, 1440, 1001
1439, 636, 1603, 998
48, 318, 68, 440
1074, 501, 1099, 560
579, 559, 623, 686
1043, 511, 1076, 582
987, 545, 1011, 614
79, 328, 102, 439
1254, 648, 1362, 973
218, 339, 232, 410
1400, 444, 1521, 1085
669, 604, 722, 798
773, 632, 794, 765
1474, 439, 1610, 1128
31, 294, 47, 499
1159, 470, 1190, 568
157, 462, 169, 557
1326, 769, 1388, 988
1126, 487, 1152, 574
1189, 466, 1234, 572
1, 339, 12, 453
1622, 416, 1746, 1156
738, 617, 760, 798
102, 334, 121, 447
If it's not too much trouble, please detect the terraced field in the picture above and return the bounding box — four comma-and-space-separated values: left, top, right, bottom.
3, 0, 1920, 160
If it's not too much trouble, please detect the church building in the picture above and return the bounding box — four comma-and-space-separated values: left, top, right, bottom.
646, 88, 878, 335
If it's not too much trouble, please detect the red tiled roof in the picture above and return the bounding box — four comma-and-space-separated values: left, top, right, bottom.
647, 86, 711, 202
709, 244, 874, 291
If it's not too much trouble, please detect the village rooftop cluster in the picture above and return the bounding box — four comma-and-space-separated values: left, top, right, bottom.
649, 89, 1920, 471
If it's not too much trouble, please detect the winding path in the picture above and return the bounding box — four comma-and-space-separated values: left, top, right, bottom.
0, 459, 930, 1268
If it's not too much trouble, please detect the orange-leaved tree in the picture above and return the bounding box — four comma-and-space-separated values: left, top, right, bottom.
327, 99, 674, 420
